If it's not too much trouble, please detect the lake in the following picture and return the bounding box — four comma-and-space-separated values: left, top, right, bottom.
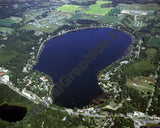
33, 27, 132, 108
0, 103, 27, 122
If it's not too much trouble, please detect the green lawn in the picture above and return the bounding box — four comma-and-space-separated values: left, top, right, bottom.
21, 24, 59, 33
97, 15, 121, 24
147, 36, 160, 48
72, 0, 95, 4
118, 3, 159, 11
126, 76, 154, 92
0, 19, 15, 27
57, 5, 82, 13
83, 1, 113, 15
145, 48, 157, 59
123, 59, 156, 79
23, 90, 42, 103
132, 3, 159, 11
0, 26, 13, 33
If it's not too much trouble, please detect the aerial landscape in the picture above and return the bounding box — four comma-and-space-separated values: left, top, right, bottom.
0, 0, 160, 127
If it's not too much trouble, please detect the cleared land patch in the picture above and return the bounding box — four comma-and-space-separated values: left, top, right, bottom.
71, 0, 95, 4
0, 27, 13, 34
0, 19, 15, 27
0, 17, 22, 27
57, 5, 82, 13
123, 59, 156, 79
118, 3, 159, 11
83, 1, 113, 15
145, 48, 157, 59
126, 76, 155, 92
22, 24, 59, 33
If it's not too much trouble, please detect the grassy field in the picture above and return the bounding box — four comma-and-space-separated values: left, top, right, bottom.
132, 3, 159, 11
97, 15, 122, 24
57, 5, 82, 13
146, 123, 160, 128
124, 48, 157, 92
72, 0, 95, 4
0, 50, 18, 65
123, 59, 156, 78
147, 36, 160, 48
21, 24, 59, 33
126, 76, 155, 92
8, 16, 23, 23
0, 19, 15, 27
23, 90, 42, 103
83, 1, 113, 15
118, 3, 159, 11
145, 48, 157, 59
0, 26, 13, 33
151, 27, 160, 35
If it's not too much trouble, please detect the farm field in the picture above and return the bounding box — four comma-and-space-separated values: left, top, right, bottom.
71, 0, 95, 4
0, 26, 13, 33
122, 46, 157, 79
123, 59, 156, 78
118, 3, 159, 11
0, 19, 15, 27
97, 15, 122, 24
57, 5, 82, 13
83, 1, 113, 15
21, 23, 59, 33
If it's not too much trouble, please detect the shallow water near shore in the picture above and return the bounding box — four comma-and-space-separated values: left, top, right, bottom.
33, 27, 132, 108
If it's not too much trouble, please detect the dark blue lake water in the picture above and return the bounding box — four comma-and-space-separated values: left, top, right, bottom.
33, 28, 132, 108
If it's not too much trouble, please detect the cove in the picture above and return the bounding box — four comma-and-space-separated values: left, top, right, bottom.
33, 27, 132, 108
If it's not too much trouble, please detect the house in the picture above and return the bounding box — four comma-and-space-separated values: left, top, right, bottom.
134, 111, 145, 117
40, 76, 48, 82
62, 117, 66, 121
1, 75, 9, 83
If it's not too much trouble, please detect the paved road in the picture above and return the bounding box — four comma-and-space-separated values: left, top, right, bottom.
133, 118, 160, 126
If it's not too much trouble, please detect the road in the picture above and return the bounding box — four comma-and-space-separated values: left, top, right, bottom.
147, 61, 160, 113
0, 81, 43, 104
133, 117, 160, 126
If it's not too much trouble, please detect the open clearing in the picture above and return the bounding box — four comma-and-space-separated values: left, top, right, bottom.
126, 76, 155, 92
0, 26, 13, 33
118, 3, 159, 11
0, 19, 15, 27
57, 1, 113, 15
57, 5, 82, 13
83, 1, 113, 15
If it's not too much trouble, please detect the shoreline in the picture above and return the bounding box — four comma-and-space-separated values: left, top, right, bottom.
93, 37, 135, 109
31, 25, 135, 70
30, 25, 135, 107
96, 32, 135, 81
